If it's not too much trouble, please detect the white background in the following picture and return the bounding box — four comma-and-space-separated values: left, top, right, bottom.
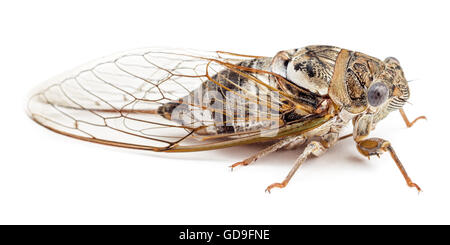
1, 0, 449, 224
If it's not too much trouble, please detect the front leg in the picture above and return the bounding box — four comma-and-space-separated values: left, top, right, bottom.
399, 108, 426, 128
357, 138, 421, 192
353, 113, 421, 192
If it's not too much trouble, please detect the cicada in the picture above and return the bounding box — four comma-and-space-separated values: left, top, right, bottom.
27, 46, 426, 192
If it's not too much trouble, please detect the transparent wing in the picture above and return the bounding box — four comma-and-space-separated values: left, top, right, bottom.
27, 48, 330, 152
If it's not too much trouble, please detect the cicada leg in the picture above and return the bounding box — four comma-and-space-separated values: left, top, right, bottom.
399, 108, 426, 128
265, 141, 326, 193
229, 135, 306, 171
356, 138, 421, 192
338, 133, 353, 141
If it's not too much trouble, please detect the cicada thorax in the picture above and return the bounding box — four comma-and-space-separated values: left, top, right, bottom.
272, 46, 340, 96
270, 46, 343, 116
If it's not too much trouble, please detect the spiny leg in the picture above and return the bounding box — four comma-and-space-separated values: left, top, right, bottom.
399, 108, 426, 128
265, 141, 325, 193
357, 138, 421, 192
230, 135, 306, 171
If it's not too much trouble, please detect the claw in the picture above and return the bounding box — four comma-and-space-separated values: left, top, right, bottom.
265, 182, 287, 193
229, 161, 244, 171
408, 182, 422, 193
229, 156, 257, 171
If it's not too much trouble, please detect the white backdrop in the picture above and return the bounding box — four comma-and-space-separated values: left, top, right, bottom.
1, 0, 449, 224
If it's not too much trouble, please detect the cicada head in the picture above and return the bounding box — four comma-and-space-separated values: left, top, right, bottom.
328, 49, 411, 128
370, 57, 410, 124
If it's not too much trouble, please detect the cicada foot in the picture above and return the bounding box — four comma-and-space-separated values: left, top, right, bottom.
407, 115, 427, 128
356, 138, 421, 193
265, 181, 287, 193
407, 182, 422, 192
229, 158, 254, 171
399, 108, 427, 128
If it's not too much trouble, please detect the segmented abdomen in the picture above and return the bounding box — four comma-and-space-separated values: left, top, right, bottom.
158, 57, 282, 135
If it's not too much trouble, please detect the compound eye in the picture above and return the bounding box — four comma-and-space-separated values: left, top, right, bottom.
368, 82, 389, 107
384, 57, 400, 65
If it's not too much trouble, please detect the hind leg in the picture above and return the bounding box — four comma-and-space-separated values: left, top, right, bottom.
265, 140, 326, 193
230, 135, 306, 170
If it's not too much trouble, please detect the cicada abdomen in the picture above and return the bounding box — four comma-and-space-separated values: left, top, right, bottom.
157, 57, 282, 137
